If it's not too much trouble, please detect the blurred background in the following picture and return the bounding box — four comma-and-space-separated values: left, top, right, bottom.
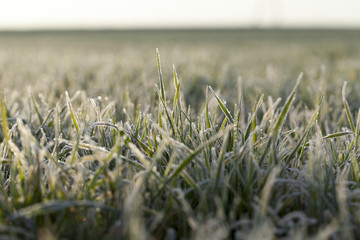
1, 0, 360, 29
1, 0, 360, 115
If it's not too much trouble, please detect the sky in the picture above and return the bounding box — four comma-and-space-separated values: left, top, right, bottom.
1, 0, 360, 30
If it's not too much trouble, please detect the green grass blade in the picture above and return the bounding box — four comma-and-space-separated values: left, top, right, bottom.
214, 132, 229, 190
259, 167, 280, 216
244, 94, 264, 141
342, 81, 356, 133
157, 88, 176, 137
168, 125, 232, 182
156, 48, 166, 102
209, 86, 234, 124
355, 108, 360, 151
30, 93, 44, 124
286, 93, 324, 163
181, 171, 199, 191
323, 131, 354, 139
173, 65, 181, 114
273, 73, 303, 135
65, 91, 80, 133
0, 95, 10, 143
205, 87, 211, 129
128, 142, 151, 170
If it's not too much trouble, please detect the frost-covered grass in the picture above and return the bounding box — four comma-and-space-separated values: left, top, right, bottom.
1, 30, 360, 239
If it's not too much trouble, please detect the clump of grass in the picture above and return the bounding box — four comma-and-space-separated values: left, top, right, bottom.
1, 49, 360, 240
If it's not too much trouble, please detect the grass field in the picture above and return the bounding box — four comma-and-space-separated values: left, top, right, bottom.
1, 29, 360, 239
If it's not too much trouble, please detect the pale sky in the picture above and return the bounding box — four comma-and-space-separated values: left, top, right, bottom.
1, 0, 360, 29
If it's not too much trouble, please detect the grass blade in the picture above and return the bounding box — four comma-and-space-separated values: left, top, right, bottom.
209, 86, 234, 124
323, 131, 353, 139
342, 81, 356, 132
286, 93, 324, 163
244, 94, 264, 141
273, 73, 303, 135
0, 95, 10, 143
168, 125, 232, 182
156, 48, 166, 102
65, 91, 80, 133
30, 92, 44, 124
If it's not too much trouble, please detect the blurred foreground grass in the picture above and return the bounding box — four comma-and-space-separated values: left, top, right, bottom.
1, 30, 360, 239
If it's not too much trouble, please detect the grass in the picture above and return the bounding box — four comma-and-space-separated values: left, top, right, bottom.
1, 30, 360, 239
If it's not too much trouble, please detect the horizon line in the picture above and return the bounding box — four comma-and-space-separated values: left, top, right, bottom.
1, 26, 360, 33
